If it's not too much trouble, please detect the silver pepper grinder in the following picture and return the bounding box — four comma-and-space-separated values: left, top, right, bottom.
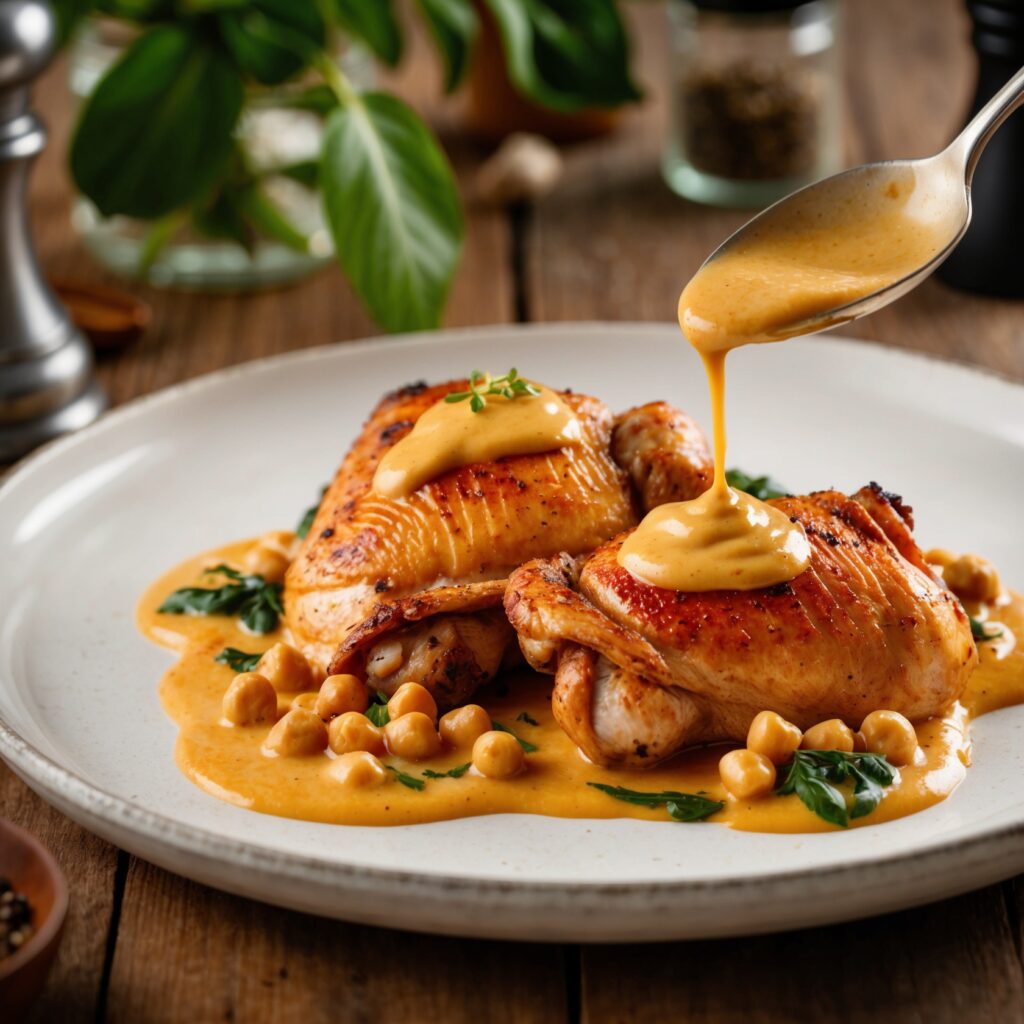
0, 0, 105, 463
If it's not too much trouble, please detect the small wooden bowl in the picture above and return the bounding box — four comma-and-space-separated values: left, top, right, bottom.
0, 819, 68, 1018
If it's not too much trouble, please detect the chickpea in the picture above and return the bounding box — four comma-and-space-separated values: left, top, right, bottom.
943, 553, 1002, 604
387, 682, 438, 723
257, 642, 315, 693
290, 692, 318, 713
263, 708, 328, 757
243, 543, 290, 583
366, 639, 404, 679
331, 751, 388, 788
317, 674, 369, 719
328, 711, 386, 756
384, 712, 442, 761
746, 711, 802, 765
801, 718, 855, 753
859, 710, 918, 766
924, 547, 955, 570
853, 731, 868, 753
471, 730, 525, 779
222, 672, 277, 726
439, 704, 492, 748
719, 749, 776, 800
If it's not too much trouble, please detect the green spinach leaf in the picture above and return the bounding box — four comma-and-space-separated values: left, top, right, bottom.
365, 690, 391, 727
386, 765, 425, 790
491, 720, 537, 752
725, 469, 789, 501
588, 783, 723, 822
422, 763, 472, 779
158, 564, 283, 634
775, 750, 896, 827
214, 647, 263, 673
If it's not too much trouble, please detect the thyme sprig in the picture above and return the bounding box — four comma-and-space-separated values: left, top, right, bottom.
444, 368, 540, 413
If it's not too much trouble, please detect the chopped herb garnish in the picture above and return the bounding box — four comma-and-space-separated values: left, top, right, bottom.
515, 711, 539, 726
422, 763, 472, 779
365, 690, 391, 727
296, 485, 328, 539
386, 765, 425, 790
158, 564, 283, 634
587, 782, 723, 822
492, 721, 538, 752
775, 749, 896, 827
444, 368, 541, 413
214, 647, 263, 673
726, 468, 788, 501
970, 615, 1003, 643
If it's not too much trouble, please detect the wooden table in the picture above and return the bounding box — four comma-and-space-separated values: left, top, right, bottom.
5, 2, 1024, 1020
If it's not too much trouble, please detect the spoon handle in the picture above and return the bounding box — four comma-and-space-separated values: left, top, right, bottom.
950, 63, 1024, 184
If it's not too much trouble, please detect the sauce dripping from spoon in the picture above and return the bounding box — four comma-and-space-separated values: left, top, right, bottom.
619, 167, 955, 592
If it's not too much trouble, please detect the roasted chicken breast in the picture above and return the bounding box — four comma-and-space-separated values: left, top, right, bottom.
505, 483, 978, 766
286, 380, 712, 707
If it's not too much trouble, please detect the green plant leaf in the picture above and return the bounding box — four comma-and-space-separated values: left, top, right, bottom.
51, 0, 95, 45
97, 0, 174, 20
276, 84, 340, 117
275, 160, 321, 190
218, 0, 326, 85
333, 0, 403, 65
483, 0, 641, 113
70, 24, 244, 219
238, 186, 310, 252
321, 92, 463, 333
192, 184, 255, 253
417, 0, 477, 91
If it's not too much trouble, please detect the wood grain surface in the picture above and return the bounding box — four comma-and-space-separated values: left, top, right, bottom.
3, 1, 1024, 1021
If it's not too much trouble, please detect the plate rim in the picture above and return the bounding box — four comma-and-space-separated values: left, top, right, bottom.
3, 321, 1024, 931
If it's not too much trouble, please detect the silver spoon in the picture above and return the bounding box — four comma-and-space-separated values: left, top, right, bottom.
699, 64, 1024, 338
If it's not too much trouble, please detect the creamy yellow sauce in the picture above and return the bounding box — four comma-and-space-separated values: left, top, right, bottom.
618, 349, 810, 590
139, 540, 1024, 833
619, 167, 954, 592
372, 383, 580, 498
679, 165, 957, 351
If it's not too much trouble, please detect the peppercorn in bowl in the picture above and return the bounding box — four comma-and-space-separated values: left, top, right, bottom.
0, 818, 68, 1017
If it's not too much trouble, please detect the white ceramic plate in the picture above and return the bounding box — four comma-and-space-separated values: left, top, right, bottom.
2, 323, 1024, 943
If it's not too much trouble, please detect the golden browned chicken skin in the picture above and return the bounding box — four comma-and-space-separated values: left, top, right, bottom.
505, 484, 978, 766
285, 379, 712, 708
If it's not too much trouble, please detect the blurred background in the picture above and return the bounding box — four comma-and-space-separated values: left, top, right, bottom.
5, 0, 1023, 437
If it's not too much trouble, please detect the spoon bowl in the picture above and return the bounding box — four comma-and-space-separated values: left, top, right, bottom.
696, 64, 1024, 342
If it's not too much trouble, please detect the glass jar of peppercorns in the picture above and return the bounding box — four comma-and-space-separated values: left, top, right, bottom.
663, 0, 843, 208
